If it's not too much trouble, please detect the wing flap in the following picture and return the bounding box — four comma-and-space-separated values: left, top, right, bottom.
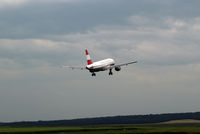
115, 61, 137, 67
109, 61, 137, 69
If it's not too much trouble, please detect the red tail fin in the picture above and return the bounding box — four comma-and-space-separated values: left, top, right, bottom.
85, 49, 93, 65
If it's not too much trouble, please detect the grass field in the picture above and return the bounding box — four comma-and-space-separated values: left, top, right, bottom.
1, 121, 200, 134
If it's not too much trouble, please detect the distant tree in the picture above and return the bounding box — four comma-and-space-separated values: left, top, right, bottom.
0, 112, 200, 127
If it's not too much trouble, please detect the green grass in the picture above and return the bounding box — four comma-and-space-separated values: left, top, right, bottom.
1, 124, 200, 134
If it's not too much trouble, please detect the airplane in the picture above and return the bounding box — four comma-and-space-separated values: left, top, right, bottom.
63, 49, 137, 76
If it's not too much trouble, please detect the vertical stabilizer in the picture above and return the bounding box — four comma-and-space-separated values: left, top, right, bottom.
85, 49, 93, 65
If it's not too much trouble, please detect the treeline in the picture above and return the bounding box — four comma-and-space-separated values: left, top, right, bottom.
1, 112, 200, 127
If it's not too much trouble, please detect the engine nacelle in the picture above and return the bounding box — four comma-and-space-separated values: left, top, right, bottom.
115, 66, 121, 71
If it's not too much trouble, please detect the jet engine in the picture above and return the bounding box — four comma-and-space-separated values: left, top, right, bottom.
115, 66, 121, 71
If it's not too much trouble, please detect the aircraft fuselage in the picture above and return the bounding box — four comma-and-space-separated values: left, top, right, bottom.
86, 58, 115, 72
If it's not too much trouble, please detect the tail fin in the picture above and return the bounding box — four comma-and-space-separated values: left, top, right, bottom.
85, 49, 93, 65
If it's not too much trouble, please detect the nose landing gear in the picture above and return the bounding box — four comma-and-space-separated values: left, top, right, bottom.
109, 69, 113, 75
92, 73, 96, 76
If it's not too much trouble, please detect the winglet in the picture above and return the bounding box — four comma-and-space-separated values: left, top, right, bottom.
85, 49, 93, 65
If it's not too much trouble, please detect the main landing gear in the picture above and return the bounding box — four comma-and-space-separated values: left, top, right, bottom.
109, 69, 113, 75
92, 72, 96, 76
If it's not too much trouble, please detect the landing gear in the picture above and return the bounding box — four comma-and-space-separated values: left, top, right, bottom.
109, 69, 113, 75
92, 73, 96, 76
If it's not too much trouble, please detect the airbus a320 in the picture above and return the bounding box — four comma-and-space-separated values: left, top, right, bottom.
63, 49, 137, 76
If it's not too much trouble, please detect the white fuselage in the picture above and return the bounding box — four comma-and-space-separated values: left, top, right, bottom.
86, 58, 115, 72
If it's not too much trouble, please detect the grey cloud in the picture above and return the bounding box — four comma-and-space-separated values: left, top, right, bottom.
0, 0, 27, 8
51, 16, 200, 66
1, 62, 200, 121
1, 0, 200, 122
1, 16, 200, 68
1, 0, 200, 39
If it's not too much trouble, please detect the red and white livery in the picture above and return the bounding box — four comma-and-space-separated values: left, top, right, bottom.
63, 49, 137, 76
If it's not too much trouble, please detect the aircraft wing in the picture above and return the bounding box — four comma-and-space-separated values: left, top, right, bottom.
62, 66, 86, 70
109, 61, 137, 69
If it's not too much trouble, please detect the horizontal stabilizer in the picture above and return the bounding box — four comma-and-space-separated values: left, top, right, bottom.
62, 66, 85, 70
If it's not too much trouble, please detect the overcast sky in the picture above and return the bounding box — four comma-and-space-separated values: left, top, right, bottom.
0, 0, 200, 122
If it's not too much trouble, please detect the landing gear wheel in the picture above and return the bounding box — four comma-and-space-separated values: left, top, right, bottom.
92, 73, 96, 76
109, 69, 113, 75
